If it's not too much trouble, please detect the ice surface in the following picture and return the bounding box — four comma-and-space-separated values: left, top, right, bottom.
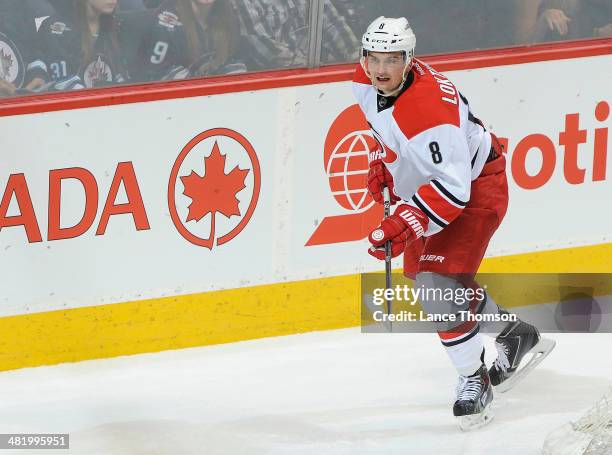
0, 329, 610, 454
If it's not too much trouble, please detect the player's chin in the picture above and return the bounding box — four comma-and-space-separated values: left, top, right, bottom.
375, 81, 393, 92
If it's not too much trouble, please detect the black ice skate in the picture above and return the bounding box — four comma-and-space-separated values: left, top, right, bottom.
453, 364, 494, 431
489, 319, 556, 393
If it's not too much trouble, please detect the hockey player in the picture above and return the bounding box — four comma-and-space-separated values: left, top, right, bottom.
38, 0, 127, 90
354, 17, 555, 430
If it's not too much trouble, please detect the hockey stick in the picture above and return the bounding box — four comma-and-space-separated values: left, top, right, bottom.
383, 186, 393, 332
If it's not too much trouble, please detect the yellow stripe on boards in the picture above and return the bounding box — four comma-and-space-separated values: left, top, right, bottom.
479, 243, 612, 273
0, 275, 361, 372
1, 243, 610, 372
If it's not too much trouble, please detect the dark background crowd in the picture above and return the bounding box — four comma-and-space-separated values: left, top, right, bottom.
0, 0, 610, 97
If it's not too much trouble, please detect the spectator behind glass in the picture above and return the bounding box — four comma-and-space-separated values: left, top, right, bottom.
534, 0, 612, 42
0, 1, 48, 97
332, 0, 391, 41
333, 0, 540, 56
579, 0, 612, 37
38, 0, 128, 90
130, 0, 246, 82
485, 0, 542, 47
320, 0, 360, 63
232, 0, 358, 69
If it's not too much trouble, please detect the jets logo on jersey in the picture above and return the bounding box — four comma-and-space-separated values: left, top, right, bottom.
0, 33, 24, 87
158, 11, 182, 30
50, 22, 71, 35
82, 55, 113, 88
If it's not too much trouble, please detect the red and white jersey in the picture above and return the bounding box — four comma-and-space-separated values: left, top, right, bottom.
352, 59, 492, 235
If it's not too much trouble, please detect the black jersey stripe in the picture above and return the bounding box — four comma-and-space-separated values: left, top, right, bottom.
431, 180, 467, 206
411, 195, 448, 228
441, 325, 480, 347
471, 149, 478, 169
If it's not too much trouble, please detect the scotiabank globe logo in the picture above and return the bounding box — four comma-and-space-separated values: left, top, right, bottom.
324, 105, 376, 212
306, 105, 383, 246
168, 128, 261, 249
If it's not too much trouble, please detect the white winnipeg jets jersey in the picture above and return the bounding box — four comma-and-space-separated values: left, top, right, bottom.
353, 59, 492, 236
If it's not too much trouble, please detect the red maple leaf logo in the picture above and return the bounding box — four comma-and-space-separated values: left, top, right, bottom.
180, 141, 249, 247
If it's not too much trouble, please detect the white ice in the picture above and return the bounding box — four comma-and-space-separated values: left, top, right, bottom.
0, 329, 610, 455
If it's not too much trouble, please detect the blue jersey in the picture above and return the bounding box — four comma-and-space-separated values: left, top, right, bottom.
0, 1, 47, 89
38, 9, 127, 89
131, 0, 246, 82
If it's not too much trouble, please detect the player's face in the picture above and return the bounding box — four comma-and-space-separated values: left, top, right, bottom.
366, 51, 406, 93
87, 0, 117, 15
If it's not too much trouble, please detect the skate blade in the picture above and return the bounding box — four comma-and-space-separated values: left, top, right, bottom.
457, 402, 494, 431
495, 337, 556, 393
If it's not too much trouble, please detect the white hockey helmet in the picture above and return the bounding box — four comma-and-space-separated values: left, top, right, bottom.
361, 16, 416, 60
361, 17, 417, 96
